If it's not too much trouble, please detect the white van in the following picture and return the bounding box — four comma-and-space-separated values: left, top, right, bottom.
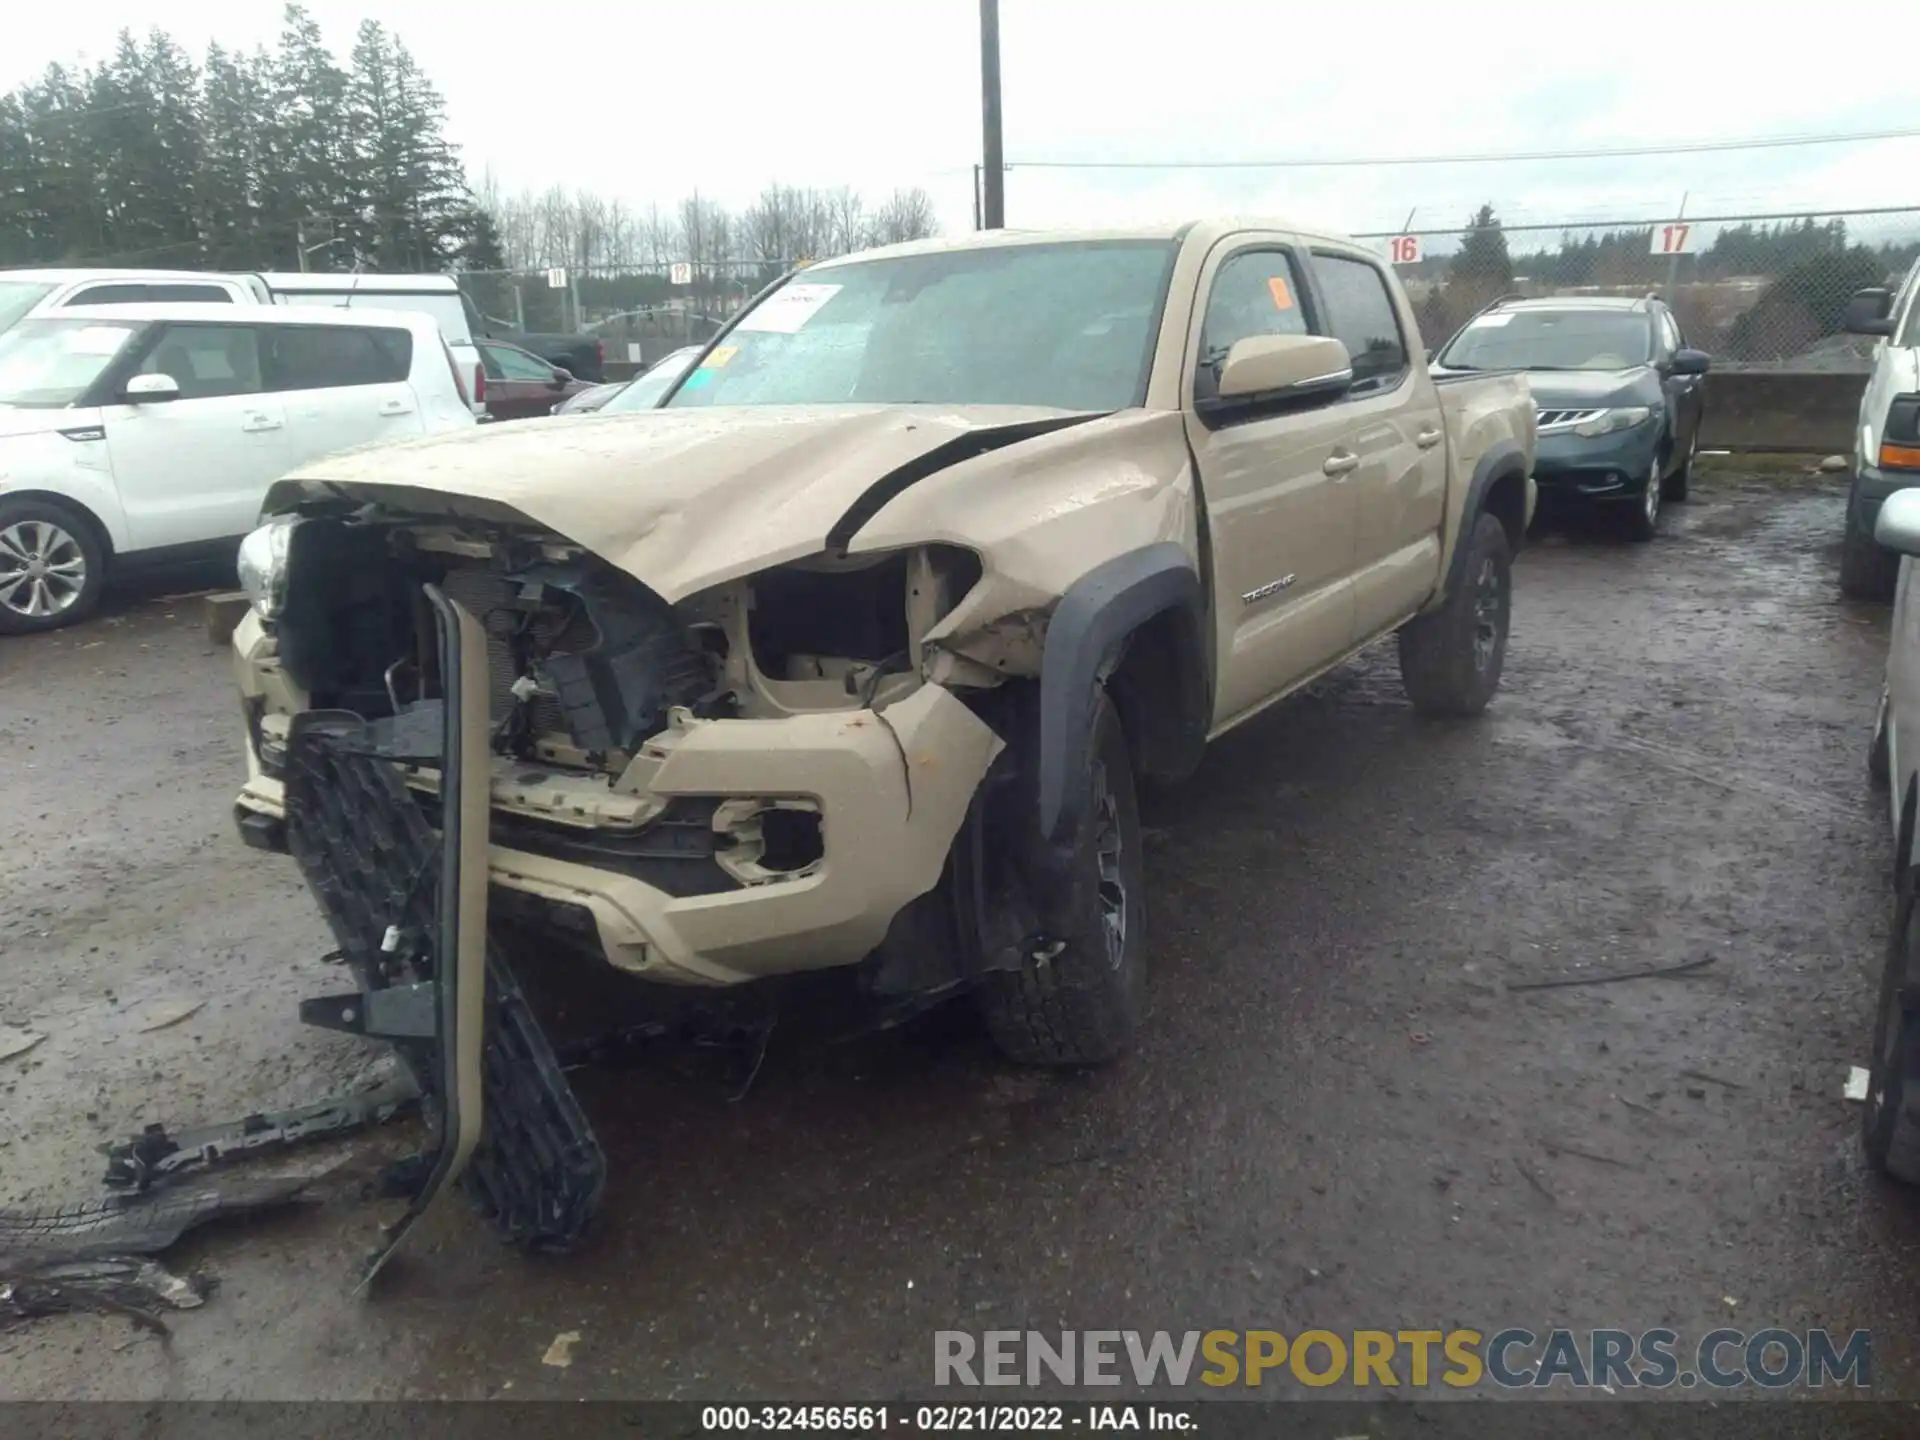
259, 272, 488, 415
0, 302, 475, 634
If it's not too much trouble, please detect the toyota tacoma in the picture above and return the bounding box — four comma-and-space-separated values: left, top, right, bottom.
226, 220, 1534, 1158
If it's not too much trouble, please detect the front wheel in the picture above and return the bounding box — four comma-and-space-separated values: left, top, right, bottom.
1841, 512, 1900, 602
972, 689, 1147, 1067
1398, 512, 1512, 718
1865, 884, 1920, 1185
1662, 427, 1695, 503
0, 498, 106, 636
1622, 448, 1664, 542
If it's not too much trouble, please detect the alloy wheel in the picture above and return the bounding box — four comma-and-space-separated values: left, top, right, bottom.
1472, 555, 1504, 672
0, 520, 88, 620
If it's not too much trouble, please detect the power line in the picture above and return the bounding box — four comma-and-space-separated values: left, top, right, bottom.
1350, 203, 1920, 239
1008, 125, 1920, 171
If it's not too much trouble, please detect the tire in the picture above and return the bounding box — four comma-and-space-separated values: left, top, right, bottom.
1622, 447, 1664, 542
1872, 683, 1892, 788
1841, 513, 1899, 602
1865, 882, 1920, 1185
1397, 512, 1512, 718
973, 689, 1147, 1067
1662, 427, 1695, 503
0, 497, 107, 636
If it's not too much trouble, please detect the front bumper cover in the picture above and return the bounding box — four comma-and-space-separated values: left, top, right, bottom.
1531, 423, 1663, 499
236, 644, 1004, 989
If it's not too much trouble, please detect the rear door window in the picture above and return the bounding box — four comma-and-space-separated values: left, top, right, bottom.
1307, 252, 1410, 395
265, 325, 412, 391
134, 323, 264, 398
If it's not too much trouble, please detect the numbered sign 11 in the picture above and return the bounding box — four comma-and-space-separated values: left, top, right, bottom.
1387, 235, 1422, 265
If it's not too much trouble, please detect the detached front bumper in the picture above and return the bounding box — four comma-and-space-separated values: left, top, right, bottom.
235, 674, 1003, 989
1532, 423, 1663, 500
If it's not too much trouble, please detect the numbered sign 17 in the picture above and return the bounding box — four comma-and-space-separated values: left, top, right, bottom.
1650, 222, 1697, 256
1388, 234, 1422, 265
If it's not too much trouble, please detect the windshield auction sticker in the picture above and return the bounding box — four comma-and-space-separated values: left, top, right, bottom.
735, 282, 843, 334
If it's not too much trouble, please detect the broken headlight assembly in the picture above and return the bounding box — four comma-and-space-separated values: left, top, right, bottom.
237, 514, 302, 622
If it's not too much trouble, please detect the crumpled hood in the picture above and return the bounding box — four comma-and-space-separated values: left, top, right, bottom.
264, 403, 1095, 602
1524, 367, 1657, 410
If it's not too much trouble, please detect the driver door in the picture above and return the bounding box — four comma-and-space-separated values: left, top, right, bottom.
101, 321, 291, 550
1182, 239, 1360, 728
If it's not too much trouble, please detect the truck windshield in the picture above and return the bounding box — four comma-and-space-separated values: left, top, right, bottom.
1440, 309, 1653, 372
602, 347, 702, 413
664, 241, 1178, 412
0, 280, 57, 336
0, 317, 140, 408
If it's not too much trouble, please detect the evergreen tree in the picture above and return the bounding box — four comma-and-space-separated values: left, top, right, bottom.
196, 44, 269, 269
13, 64, 102, 260
259, 3, 357, 269
1450, 204, 1514, 289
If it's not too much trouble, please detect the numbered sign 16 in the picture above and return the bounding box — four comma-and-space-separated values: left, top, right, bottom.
1650, 222, 1697, 256
1388, 234, 1422, 265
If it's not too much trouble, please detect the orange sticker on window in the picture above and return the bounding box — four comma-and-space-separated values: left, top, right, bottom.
1267, 276, 1294, 310
702, 345, 739, 369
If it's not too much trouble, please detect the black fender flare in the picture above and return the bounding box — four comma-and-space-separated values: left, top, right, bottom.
1439, 438, 1529, 603
1037, 542, 1207, 846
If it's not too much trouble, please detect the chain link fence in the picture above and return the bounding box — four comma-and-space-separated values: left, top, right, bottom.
457, 261, 799, 367
454, 209, 1920, 374
1359, 208, 1920, 371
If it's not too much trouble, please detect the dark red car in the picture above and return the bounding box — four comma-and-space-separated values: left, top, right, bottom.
476, 340, 593, 421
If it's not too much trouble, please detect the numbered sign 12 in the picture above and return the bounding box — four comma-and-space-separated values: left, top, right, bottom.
1387, 234, 1422, 265
1650, 222, 1697, 256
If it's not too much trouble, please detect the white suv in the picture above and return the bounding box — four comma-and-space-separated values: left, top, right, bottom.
0, 303, 475, 634
1840, 256, 1920, 600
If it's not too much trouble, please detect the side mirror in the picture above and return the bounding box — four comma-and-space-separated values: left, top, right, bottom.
124, 373, 180, 403
1846, 288, 1895, 337
548, 367, 574, 390
1876, 488, 1920, 558
1669, 348, 1711, 376
1204, 334, 1353, 417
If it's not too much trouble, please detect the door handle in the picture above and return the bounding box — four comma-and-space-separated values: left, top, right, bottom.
1415, 427, 1444, 449
241, 413, 282, 433
1323, 451, 1360, 477
379, 399, 414, 416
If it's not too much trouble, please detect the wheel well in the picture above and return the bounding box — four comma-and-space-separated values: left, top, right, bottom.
1104, 606, 1209, 790
1482, 468, 1528, 553
0, 490, 115, 558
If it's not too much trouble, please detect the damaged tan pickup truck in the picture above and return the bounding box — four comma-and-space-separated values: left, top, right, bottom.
222, 221, 1533, 1252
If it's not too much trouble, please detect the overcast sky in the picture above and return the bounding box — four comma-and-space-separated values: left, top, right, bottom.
9, 0, 1920, 247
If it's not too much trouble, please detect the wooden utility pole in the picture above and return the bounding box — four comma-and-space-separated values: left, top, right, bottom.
979, 0, 1004, 229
